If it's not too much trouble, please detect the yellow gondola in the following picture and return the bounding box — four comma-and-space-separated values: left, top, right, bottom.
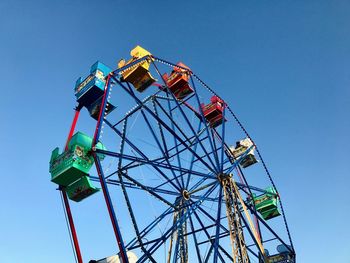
118, 46, 156, 92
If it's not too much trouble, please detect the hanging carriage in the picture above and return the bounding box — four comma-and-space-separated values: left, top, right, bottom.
230, 137, 258, 168
162, 62, 194, 99
118, 46, 156, 92
49, 132, 105, 202
201, 95, 226, 127
75, 61, 116, 119
252, 187, 281, 220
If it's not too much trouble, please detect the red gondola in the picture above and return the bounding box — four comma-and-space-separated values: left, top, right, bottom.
201, 96, 226, 127
162, 62, 194, 99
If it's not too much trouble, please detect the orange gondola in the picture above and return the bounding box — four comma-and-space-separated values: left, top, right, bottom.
162, 62, 194, 99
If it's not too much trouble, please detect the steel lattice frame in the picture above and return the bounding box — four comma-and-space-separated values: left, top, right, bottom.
64, 54, 295, 263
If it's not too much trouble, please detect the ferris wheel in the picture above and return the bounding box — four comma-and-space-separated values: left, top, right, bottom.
49, 46, 296, 263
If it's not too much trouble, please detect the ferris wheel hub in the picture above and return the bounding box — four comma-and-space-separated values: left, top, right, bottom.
182, 189, 190, 200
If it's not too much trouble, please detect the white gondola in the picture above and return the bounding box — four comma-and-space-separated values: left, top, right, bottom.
230, 138, 258, 168
90, 251, 138, 263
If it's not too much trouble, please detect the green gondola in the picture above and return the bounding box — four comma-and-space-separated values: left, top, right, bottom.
50, 132, 105, 202
252, 187, 281, 220
49, 144, 93, 187
266, 252, 295, 263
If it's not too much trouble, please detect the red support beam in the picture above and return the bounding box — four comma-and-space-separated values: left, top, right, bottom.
65, 108, 81, 151
61, 107, 83, 263
61, 189, 83, 263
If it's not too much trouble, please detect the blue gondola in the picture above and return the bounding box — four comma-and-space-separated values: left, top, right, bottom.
75, 61, 115, 119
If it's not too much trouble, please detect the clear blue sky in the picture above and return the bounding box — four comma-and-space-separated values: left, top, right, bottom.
1, 0, 349, 262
